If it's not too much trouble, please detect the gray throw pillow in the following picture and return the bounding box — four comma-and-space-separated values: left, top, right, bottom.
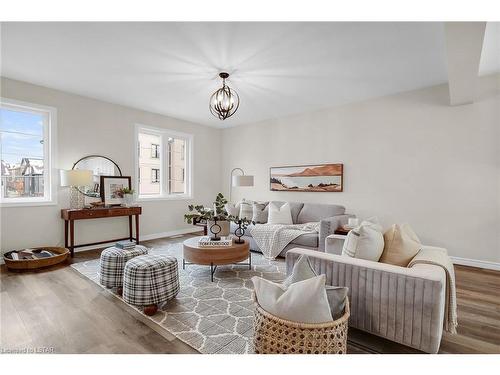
283, 254, 348, 320
252, 202, 268, 223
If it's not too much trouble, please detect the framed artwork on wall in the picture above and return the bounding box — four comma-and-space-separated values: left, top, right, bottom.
100, 175, 132, 205
270, 163, 343, 192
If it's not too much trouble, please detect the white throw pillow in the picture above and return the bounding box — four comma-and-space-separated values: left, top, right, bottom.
342, 220, 384, 261
283, 254, 348, 320
224, 202, 240, 217
238, 199, 253, 220
252, 275, 333, 323
268, 201, 293, 225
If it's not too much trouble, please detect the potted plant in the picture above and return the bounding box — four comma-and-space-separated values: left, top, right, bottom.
184, 193, 232, 241
118, 187, 135, 207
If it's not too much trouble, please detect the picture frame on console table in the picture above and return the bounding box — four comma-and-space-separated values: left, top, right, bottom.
270, 163, 343, 192
100, 175, 132, 205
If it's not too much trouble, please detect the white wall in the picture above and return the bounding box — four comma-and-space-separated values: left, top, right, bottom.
0, 77, 222, 253
221, 74, 500, 264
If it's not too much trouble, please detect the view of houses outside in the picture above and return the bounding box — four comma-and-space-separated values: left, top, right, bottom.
0, 107, 45, 199
138, 133, 186, 195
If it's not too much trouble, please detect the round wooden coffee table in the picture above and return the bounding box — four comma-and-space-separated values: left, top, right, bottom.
183, 236, 251, 281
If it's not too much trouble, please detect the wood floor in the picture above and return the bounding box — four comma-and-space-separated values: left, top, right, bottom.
1, 235, 499, 354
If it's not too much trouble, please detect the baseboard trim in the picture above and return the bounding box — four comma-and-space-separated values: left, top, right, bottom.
0, 228, 203, 264
140, 227, 202, 241
450, 256, 500, 271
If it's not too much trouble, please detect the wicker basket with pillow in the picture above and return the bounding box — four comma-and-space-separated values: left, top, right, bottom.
253, 294, 349, 354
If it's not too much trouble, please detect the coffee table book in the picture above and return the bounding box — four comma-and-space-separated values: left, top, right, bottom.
198, 236, 233, 247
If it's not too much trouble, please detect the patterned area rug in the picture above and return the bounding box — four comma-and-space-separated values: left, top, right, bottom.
71, 240, 286, 354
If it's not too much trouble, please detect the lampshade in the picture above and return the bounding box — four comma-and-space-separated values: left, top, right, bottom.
232, 175, 254, 187
60, 169, 93, 187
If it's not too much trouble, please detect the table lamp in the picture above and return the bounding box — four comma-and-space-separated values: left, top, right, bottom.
229, 168, 254, 202
60, 169, 93, 209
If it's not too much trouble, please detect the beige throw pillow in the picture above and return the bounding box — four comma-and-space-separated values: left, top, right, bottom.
380, 223, 421, 266
342, 220, 384, 261
252, 275, 333, 324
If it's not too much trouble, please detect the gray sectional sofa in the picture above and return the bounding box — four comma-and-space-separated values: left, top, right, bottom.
229, 201, 352, 257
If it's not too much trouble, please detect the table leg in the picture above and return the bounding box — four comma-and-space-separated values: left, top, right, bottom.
128, 215, 133, 241
64, 220, 69, 249
249, 253, 252, 270
69, 220, 75, 257
135, 214, 140, 244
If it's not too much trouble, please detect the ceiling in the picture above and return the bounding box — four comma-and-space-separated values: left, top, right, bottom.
1, 22, 499, 128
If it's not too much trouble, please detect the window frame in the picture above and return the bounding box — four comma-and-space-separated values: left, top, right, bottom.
151, 143, 160, 159
135, 124, 193, 201
0, 98, 57, 207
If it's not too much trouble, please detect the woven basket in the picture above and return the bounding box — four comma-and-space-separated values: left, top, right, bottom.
3, 247, 69, 271
253, 295, 350, 354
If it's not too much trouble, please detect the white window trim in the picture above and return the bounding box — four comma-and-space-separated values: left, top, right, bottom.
134, 124, 193, 201
0, 97, 58, 207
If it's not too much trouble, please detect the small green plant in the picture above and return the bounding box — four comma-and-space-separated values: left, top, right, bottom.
184, 193, 230, 224
184, 192, 256, 227
118, 187, 135, 197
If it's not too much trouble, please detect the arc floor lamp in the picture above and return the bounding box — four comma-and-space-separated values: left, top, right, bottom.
229, 168, 254, 202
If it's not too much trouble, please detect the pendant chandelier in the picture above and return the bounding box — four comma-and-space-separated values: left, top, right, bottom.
209, 72, 240, 120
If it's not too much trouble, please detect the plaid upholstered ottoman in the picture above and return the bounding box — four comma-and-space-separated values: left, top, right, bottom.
122, 254, 180, 316
99, 246, 148, 292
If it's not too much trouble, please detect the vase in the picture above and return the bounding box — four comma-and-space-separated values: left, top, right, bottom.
123, 193, 134, 207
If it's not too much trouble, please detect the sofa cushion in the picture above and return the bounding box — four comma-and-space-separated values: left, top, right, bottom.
380, 223, 421, 266
268, 202, 293, 224
252, 202, 269, 223
270, 201, 304, 223
239, 199, 254, 220
225, 202, 240, 217
297, 203, 345, 224
342, 220, 384, 261
290, 233, 318, 248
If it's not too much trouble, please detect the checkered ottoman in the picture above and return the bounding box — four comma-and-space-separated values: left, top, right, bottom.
122, 254, 179, 315
99, 245, 149, 289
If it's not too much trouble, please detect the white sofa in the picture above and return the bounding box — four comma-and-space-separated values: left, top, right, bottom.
285, 247, 446, 353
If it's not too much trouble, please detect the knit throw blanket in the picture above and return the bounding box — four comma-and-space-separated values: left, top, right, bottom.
250, 222, 320, 259
408, 247, 458, 334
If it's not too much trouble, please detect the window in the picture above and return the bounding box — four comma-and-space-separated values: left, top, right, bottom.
151, 168, 160, 183
0, 98, 56, 206
136, 125, 192, 199
151, 143, 160, 159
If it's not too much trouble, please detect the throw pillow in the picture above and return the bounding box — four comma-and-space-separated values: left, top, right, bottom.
379, 223, 421, 266
268, 201, 293, 225
252, 275, 333, 324
238, 199, 253, 220
342, 220, 384, 261
283, 254, 348, 320
224, 202, 240, 217
252, 202, 268, 223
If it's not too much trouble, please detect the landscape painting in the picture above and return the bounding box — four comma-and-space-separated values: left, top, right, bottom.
270, 163, 343, 192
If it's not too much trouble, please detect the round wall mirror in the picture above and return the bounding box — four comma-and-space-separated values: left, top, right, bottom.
72, 155, 122, 197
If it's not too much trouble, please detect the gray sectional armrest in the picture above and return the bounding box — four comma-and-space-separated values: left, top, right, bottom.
285, 248, 446, 353
319, 214, 354, 251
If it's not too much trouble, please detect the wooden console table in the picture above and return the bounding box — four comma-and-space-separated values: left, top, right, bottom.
61, 206, 142, 257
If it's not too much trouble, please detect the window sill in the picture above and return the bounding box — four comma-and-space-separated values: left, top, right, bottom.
137, 195, 193, 202
0, 200, 58, 208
